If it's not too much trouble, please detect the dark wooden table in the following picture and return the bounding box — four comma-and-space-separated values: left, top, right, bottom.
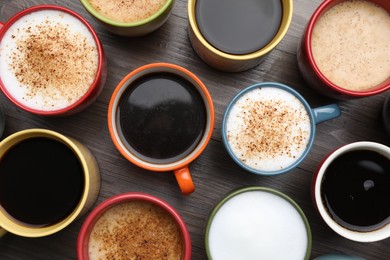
1, 0, 389, 259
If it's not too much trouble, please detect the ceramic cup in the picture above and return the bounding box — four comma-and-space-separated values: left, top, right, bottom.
80, 0, 175, 36
108, 63, 214, 195
0, 5, 106, 116
0, 128, 100, 237
222, 82, 340, 176
312, 141, 390, 242
382, 95, 390, 137
297, 0, 390, 99
77, 192, 191, 260
188, 0, 293, 72
205, 186, 312, 259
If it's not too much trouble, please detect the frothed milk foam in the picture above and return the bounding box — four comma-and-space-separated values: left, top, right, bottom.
88, 0, 167, 23
88, 201, 183, 259
226, 87, 311, 171
0, 10, 98, 111
208, 191, 309, 259
311, 0, 390, 91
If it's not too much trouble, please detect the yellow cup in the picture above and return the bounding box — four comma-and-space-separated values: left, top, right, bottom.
188, 0, 293, 72
0, 129, 100, 237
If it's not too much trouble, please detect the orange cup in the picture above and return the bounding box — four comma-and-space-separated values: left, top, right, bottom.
108, 63, 214, 195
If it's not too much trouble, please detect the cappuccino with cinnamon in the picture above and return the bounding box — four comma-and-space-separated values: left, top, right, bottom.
0, 9, 99, 111
88, 201, 183, 259
311, 0, 390, 91
225, 87, 311, 172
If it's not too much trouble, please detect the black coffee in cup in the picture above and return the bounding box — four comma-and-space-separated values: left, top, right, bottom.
321, 149, 390, 232
117, 72, 207, 164
195, 0, 282, 55
0, 137, 84, 227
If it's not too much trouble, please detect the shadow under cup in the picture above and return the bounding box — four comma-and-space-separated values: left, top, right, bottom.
108, 63, 214, 195
0, 129, 100, 237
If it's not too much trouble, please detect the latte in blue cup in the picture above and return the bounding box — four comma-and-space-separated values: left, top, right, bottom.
222, 82, 340, 175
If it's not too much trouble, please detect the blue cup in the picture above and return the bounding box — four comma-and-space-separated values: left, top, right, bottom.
222, 82, 341, 176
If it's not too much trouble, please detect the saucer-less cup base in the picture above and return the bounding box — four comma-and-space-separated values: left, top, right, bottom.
188, 0, 293, 72
79, 0, 175, 36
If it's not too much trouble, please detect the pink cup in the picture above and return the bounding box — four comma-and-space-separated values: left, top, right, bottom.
297, 0, 390, 99
77, 192, 192, 259
0, 5, 106, 116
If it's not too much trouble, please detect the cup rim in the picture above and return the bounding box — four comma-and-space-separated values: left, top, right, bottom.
304, 0, 390, 97
314, 141, 390, 242
0, 128, 91, 237
187, 0, 293, 61
76, 192, 192, 260
205, 186, 312, 259
79, 0, 174, 28
107, 62, 214, 172
0, 4, 105, 116
222, 82, 316, 176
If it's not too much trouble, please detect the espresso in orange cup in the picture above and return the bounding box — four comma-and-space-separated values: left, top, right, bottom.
108, 63, 214, 195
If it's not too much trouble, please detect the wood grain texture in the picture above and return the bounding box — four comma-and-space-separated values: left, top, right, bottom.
0, 0, 390, 259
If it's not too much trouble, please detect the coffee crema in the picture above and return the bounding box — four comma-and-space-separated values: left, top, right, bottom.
117, 72, 207, 164
208, 191, 309, 259
88, 201, 183, 259
322, 150, 390, 232
88, 0, 167, 23
226, 87, 311, 171
311, 0, 390, 91
0, 10, 99, 111
195, 0, 282, 55
0, 137, 84, 227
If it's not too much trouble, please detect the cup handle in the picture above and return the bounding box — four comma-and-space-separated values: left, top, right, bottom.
0, 227, 7, 237
312, 104, 341, 124
174, 166, 195, 195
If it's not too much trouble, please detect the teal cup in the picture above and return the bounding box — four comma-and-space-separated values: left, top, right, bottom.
222, 82, 340, 176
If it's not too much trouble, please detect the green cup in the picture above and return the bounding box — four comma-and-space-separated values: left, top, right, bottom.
80, 0, 175, 36
205, 187, 312, 259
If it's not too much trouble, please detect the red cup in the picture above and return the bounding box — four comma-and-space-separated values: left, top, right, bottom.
77, 192, 192, 260
0, 5, 106, 116
297, 0, 390, 99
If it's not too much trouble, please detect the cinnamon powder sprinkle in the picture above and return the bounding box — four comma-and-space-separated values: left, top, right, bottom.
88, 202, 183, 260
8, 18, 98, 109
226, 89, 311, 170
